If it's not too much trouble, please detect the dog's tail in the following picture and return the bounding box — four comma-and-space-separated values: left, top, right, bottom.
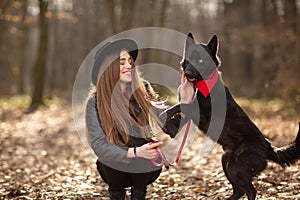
268, 122, 300, 167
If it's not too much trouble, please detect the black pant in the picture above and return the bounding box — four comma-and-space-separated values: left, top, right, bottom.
96, 160, 162, 191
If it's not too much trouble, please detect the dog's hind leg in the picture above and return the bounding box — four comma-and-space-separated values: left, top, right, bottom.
242, 180, 256, 200
226, 158, 257, 200
222, 152, 245, 200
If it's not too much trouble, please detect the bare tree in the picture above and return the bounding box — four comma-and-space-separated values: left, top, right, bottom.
29, 0, 48, 111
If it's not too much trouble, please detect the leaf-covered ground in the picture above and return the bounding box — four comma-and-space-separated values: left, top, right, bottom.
0, 97, 299, 199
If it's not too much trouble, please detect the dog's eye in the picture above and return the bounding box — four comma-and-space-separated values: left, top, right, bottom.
198, 59, 203, 63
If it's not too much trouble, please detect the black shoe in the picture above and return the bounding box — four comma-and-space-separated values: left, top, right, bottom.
131, 187, 146, 200
109, 189, 125, 200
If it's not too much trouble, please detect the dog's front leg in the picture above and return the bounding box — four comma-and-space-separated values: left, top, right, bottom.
180, 103, 198, 120
159, 103, 195, 138
159, 104, 182, 138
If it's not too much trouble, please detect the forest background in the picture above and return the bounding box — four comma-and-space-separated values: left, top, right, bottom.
0, 0, 299, 104
0, 0, 299, 199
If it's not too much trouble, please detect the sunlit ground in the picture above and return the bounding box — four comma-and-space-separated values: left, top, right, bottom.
0, 95, 299, 199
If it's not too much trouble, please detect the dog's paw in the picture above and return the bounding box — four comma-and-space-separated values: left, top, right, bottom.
159, 104, 181, 120
161, 114, 189, 138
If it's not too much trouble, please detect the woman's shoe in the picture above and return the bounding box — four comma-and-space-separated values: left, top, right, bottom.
109, 190, 126, 200
131, 187, 146, 200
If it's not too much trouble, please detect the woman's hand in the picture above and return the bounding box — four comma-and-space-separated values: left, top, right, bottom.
127, 141, 163, 160
179, 72, 194, 103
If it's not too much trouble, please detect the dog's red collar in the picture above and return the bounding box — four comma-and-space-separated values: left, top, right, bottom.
195, 69, 219, 98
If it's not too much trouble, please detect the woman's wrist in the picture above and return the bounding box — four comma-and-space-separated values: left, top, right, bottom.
127, 147, 139, 158
180, 98, 191, 104
127, 147, 134, 158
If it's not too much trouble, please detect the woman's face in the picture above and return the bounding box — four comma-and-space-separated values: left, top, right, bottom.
119, 50, 133, 85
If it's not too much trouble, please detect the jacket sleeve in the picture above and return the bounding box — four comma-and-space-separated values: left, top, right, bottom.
86, 94, 129, 162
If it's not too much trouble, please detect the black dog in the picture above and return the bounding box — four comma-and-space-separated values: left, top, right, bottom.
160, 33, 300, 200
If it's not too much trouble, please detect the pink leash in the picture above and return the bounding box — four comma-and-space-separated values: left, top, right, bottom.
151, 119, 192, 168
152, 90, 197, 168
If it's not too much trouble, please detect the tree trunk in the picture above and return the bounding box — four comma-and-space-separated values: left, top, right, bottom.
29, 0, 48, 111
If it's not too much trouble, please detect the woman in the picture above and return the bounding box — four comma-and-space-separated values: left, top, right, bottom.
85, 39, 194, 200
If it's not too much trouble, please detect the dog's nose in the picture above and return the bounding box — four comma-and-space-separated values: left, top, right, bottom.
184, 71, 193, 79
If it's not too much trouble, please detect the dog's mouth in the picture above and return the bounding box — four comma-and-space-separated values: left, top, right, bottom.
186, 77, 196, 82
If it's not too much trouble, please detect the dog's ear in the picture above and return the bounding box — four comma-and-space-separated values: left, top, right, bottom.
187, 32, 194, 40
207, 34, 218, 55
185, 32, 195, 49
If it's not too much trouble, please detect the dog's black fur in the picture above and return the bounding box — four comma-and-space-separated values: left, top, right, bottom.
160, 33, 300, 200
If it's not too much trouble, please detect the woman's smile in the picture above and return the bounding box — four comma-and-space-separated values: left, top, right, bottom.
122, 70, 132, 75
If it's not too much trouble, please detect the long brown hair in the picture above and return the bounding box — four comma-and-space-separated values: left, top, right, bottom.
90, 50, 159, 146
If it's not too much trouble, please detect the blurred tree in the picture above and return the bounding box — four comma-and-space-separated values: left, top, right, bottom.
0, 0, 299, 101
0, 1, 11, 46
0, 0, 13, 95
222, 0, 299, 98
0, 0, 29, 95
14, 1, 28, 94
29, 0, 48, 111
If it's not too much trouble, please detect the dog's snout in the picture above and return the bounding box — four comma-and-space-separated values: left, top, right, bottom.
184, 71, 197, 82
184, 71, 193, 78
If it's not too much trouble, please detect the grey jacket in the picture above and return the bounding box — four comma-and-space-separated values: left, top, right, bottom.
86, 94, 129, 163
